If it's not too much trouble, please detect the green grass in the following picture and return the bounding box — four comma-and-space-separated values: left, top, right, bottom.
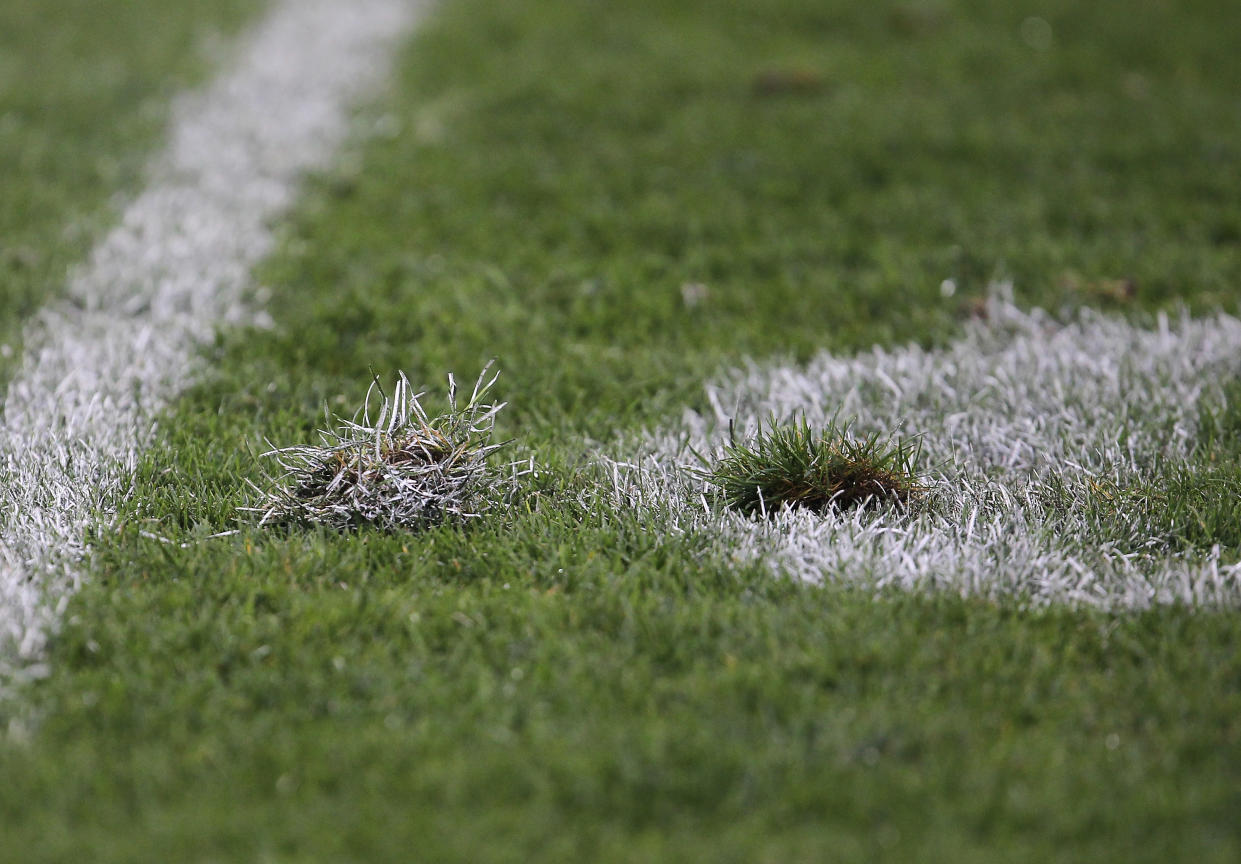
0, 0, 263, 387
3, 0, 1241, 860
8, 554, 1241, 862
700, 417, 921, 515
1043, 377, 1241, 557
251, 0, 1241, 441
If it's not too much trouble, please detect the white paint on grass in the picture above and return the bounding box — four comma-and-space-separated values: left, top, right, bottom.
0, 0, 421, 685
610, 289, 1241, 609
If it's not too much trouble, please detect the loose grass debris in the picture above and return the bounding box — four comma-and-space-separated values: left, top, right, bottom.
248, 365, 518, 531
698, 416, 921, 517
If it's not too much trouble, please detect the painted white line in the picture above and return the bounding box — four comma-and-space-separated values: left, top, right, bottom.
611, 289, 1241, 609
0, 0, 422, 686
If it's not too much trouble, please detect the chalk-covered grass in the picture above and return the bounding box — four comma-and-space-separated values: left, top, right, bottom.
613, 292, 1241, 609
4, 0, 1241, 861
250, 367, 518, 531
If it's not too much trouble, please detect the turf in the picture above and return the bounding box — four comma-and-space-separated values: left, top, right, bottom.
3, 0, 1241, 860
249, 0, 1241, 441
1049, 377, 1241, 557
700, 416, 921, 515
0, 0, 264, 387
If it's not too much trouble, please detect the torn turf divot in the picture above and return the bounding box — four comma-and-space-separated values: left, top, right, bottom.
609, 290, 1241, 610
0, 0, 422, 689
249, 366, 526, 532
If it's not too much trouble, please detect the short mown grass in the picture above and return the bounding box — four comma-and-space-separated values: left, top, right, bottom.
3, 0, 1241, 861
0, 0, 262, 389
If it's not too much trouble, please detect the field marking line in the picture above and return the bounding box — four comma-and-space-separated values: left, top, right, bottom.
0, 0, 424, 688
610, 290, 1241, 609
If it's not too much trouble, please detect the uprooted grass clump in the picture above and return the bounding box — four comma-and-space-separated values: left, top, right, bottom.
248, 365, 519, 532
699, 416, 921, 517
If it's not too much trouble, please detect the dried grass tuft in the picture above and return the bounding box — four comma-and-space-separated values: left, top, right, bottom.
247, 364, 521, 531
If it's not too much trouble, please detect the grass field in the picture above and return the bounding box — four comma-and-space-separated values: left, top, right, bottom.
2, 0, 1241, 860
0, 0, 262, 386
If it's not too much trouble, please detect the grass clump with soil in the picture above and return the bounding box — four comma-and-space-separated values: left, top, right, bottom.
702, 417, 920, 516
250, 366, 516, 532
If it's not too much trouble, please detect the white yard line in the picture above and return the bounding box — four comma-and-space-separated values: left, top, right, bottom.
0, 0, 422, 686
610, 289, 1241, 610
